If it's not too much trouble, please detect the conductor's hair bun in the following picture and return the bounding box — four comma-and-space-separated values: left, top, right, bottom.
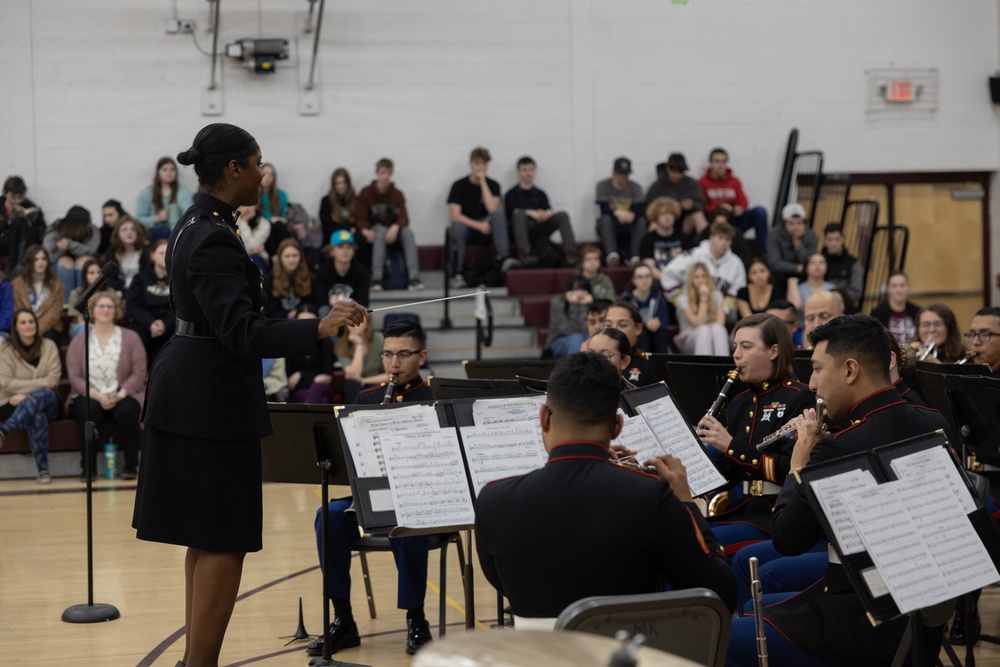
176, 147, 201, 165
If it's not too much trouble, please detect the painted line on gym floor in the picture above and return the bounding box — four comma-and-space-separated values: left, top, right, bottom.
0, 482, 137, 496
426, 580, 488, 630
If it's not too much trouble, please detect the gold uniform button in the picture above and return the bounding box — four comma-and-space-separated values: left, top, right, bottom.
745, 426, 750, 433
753, 396, 757, 403
395, 395, 403, 403
727, 449, 734, 456
762, 382, 769, 390
824, 586, 829, 593
752, 459, 758, 465
749, 411, 754, 418
740, 454, 746, 461
786, 381, 793, 386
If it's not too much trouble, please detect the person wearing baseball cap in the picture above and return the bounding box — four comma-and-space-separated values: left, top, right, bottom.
314, 228, 371, 309
645, 152, 707, 238
766, 202, 818, 296
595, 157, 646, 267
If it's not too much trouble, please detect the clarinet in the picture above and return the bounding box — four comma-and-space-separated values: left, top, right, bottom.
381, 373, 397, 405
706, 369, 740, 420
956, 352, 975, 365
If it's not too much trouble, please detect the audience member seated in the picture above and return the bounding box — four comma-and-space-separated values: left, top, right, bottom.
98, 199, 129, 262
475, 352, 737, 626
43, 205, 99, 301
546, 275, 592, 359
766, 203, 818, 294
125, 239, 174, 359
578, 299, 613, 352
696, 313, 813, 555
576, 244, 615, 301
737, 257, 779, 318
319, 168, 368, 270
586, 327, 639, 391
595, 157, 645, 267
802, 290, 843, 346
504, 156, 575, 266
309, 319, 433, 659
0, 268, 12, 340
0, 309, 61, 484
675, 262, 729, 356
619, 264, 670, 354
695, 209, 752, 267
286, 309, 336, 404
263, 357, 289, 402
263, 238, 314, 320
646, 153, 708, 237
910, 303, 965, 364
68, 260, 102, 339
967, 306, 1000, 378
260, 163, 289, 223
355, 158, 424, 291
66, 291, 146, 480
765, 300, 800, 345
136, 157, 193, 242
871, 271, 920, 344
336, 319, 386, 404
662, 220, 746, 318
820, 223, 862, 310
315, 230, 370, 311
11, 245, 64, 345
698, 147, 770, 246
0, 175, 47, 270
640, 196, 689, 281
789, 253, 835, 327
603, 302, 656, 386
236, 204, 271, 274
107, 216, 150, 294
447, 146, 517, 288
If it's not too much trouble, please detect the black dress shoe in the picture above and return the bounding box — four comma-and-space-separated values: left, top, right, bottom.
950, 609, 981, 644
305, 617, 360, 657
405, 617, 432, 655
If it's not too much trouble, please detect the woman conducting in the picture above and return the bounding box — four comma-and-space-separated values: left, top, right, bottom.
131, 123, 367, 667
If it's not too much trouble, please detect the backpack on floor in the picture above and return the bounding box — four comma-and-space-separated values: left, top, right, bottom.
383, 247, 409, 290
463, 256, 502, 287
532, 237, 563, 268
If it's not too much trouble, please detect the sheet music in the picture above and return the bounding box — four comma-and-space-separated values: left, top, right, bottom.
613, 412, 666, 464
893, 474, 999, 593
380, 429, 476, 530
346, 406, 441, 478
890, 446, 977, 513
634, 396, 726, 496
843, 484, 951, 614
808, 469, 878, 556
471, 395, 546, 426
460, 421, 547, 497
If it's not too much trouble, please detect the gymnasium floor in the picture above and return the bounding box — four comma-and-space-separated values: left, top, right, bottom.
2, 477, 998, 666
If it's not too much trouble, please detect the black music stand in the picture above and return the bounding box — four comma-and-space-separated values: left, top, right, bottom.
462, 359, 557, 380
792, 349, 813, 384
647, 355, 746, 425
428, 376, 528, 400
261, 404, 369, 667
515, 375, 548, 394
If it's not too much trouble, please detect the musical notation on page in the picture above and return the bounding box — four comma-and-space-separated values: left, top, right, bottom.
461, 421, 547, 497
471, 395, 546, 427
380, 429, 476, 530
346, 405, 441, 478
809, 469, 879, 556
635, 396, 726, 496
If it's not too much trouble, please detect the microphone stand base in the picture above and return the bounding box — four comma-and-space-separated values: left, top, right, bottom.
62, 602, 120, 623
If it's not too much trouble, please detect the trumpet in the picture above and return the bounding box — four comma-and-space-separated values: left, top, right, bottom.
756, 398, 827, 451
381, 373, 397, 404
614, 455, 657, 474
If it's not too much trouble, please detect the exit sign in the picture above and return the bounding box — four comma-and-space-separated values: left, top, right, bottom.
885, 80, 915, 102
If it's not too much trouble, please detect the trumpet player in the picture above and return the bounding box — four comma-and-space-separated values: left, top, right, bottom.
696, 313, 813, 555
908, 304, 965, 364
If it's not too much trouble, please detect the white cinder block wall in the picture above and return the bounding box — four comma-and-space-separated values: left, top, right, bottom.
2, 0, 999, 295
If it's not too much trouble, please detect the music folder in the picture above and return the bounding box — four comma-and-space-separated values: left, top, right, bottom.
617, 382, 728, 498
795, 430, 1000, 624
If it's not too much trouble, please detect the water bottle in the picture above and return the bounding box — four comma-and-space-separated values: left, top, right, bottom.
104, 439, 117, 480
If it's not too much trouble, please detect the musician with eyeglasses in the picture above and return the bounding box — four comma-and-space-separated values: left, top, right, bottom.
966, 306, 1000, 377
308, 318, 434, 659
585, 327, 637, 390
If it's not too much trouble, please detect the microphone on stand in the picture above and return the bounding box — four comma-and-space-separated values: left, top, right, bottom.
73, 261, 119, 313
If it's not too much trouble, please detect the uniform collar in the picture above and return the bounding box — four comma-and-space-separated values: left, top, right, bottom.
546, 441, 611, 463
751, 377, 777, 395
193, 192, 240, 228
846, 385, 904, 423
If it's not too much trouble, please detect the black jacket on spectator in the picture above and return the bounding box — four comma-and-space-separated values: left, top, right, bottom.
314, 260, 371, 308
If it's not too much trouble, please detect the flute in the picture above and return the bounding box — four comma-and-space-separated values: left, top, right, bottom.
915, 339, 936, 362
756, 398, 826, 451
381, 373, 397, 405
750, 556, 769, 667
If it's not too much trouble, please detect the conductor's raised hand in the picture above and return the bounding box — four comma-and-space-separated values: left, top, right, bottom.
318, 300, 368, 339
648, 454, 693, 502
